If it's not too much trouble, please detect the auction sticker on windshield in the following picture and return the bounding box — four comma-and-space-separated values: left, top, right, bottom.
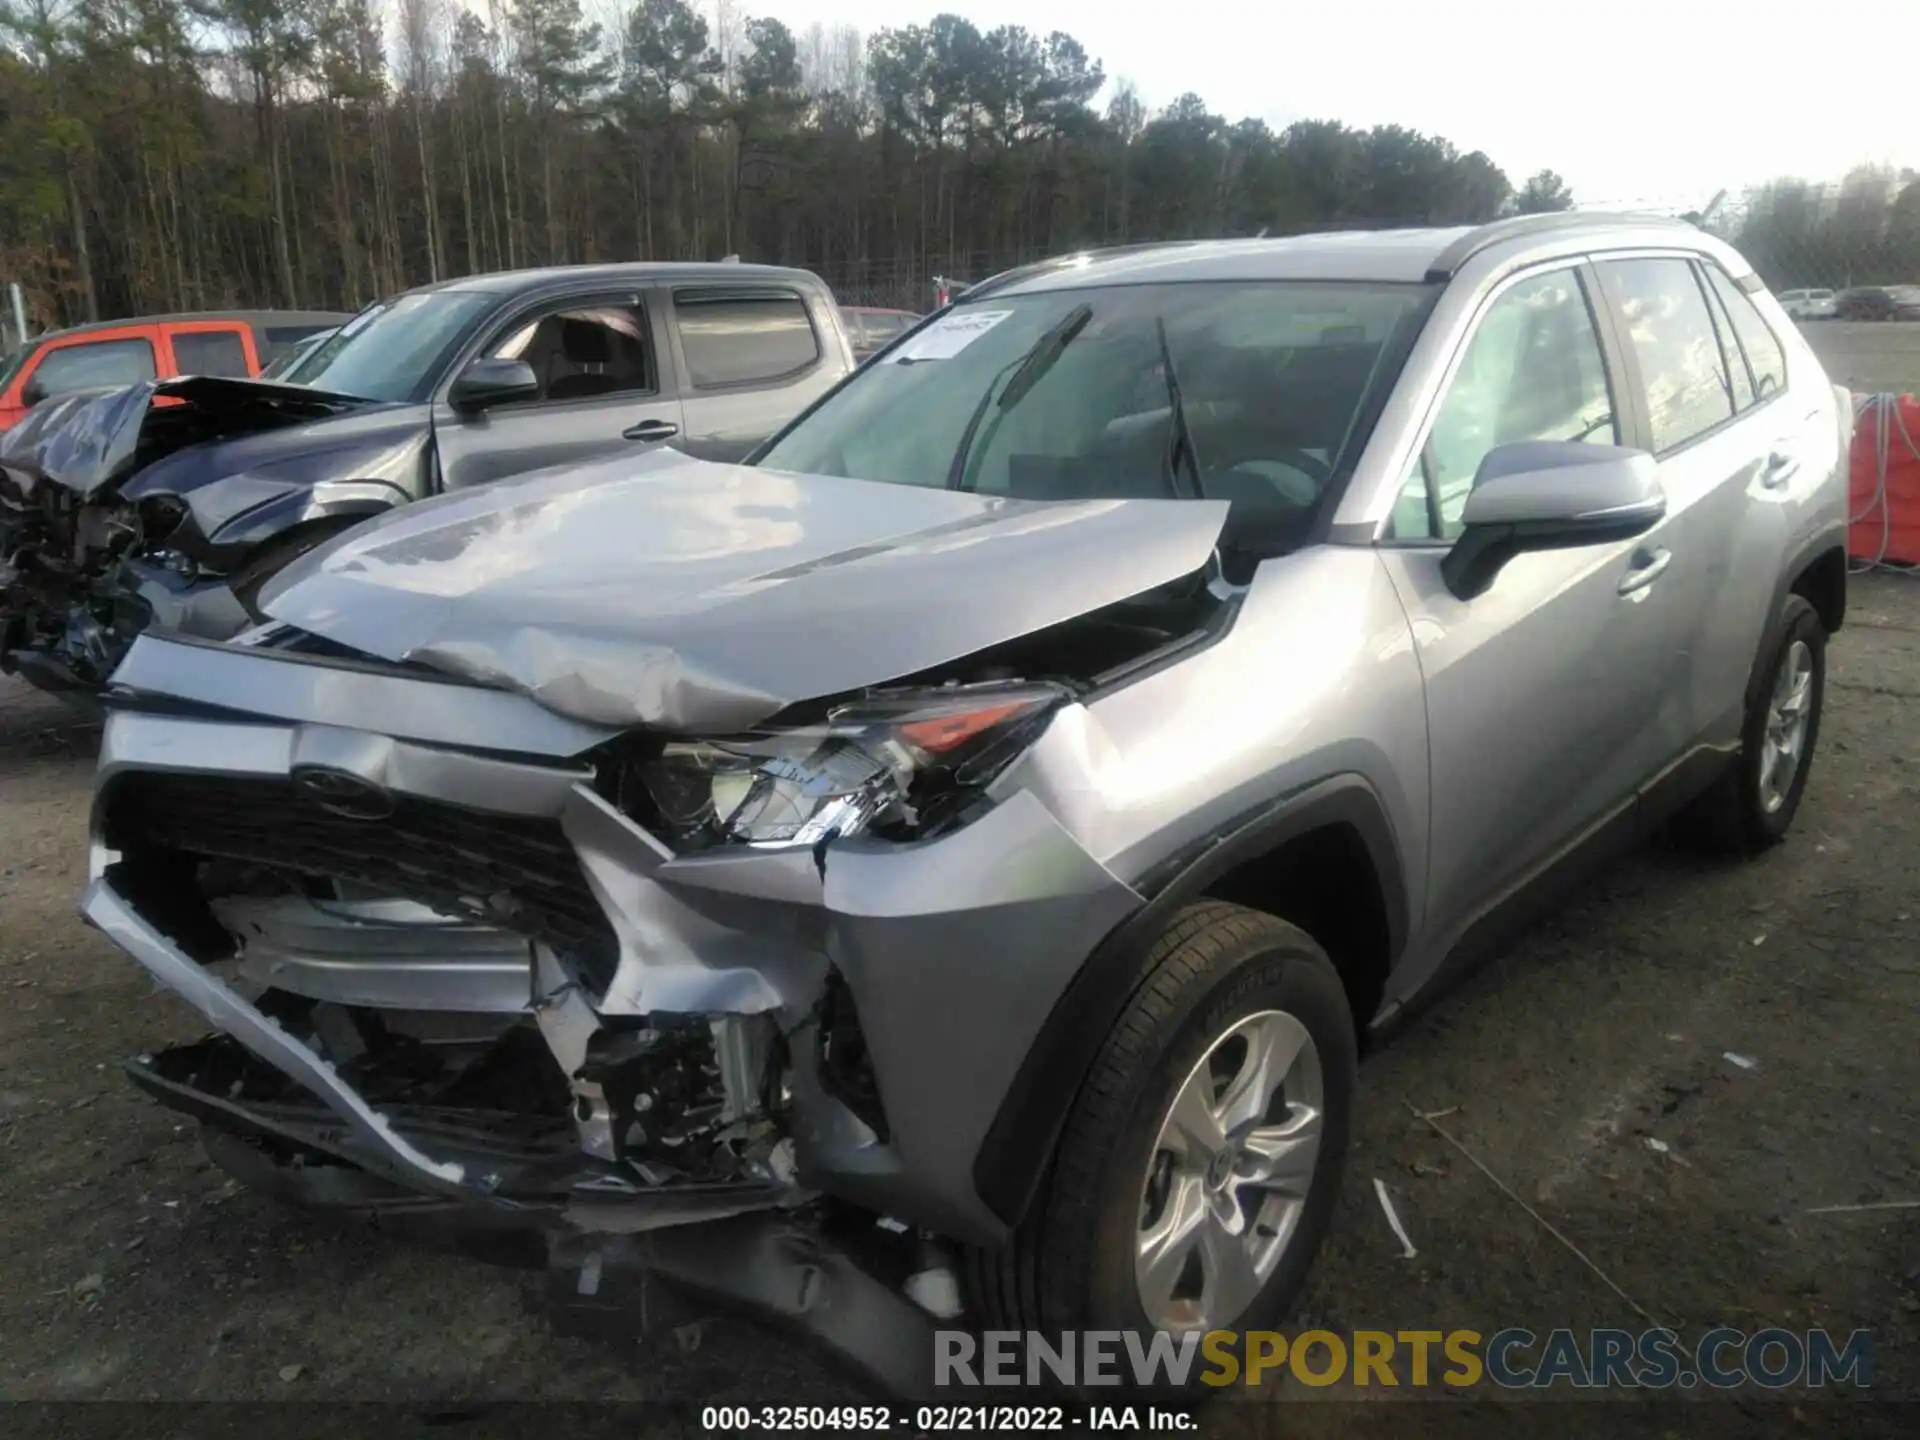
887, 309, 1014, 363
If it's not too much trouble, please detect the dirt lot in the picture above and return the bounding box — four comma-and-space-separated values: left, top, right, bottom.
3, 579, 1919, 1435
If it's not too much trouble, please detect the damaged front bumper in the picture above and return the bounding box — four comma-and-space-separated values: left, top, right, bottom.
86, 631, 1142, 1250
1, 550, 250, 694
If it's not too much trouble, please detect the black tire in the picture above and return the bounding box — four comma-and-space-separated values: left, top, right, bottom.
1673, 593, 1826, 855
967, 901, 1356, 1373
229, 518, 364, 622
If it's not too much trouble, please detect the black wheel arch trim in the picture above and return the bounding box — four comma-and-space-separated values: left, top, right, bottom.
970, 772, 1408, 1228
1745, 524, 1847, 714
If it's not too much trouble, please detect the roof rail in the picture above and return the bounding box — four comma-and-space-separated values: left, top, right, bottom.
959, 240, 1212, 304
1423, 211, 1693, 283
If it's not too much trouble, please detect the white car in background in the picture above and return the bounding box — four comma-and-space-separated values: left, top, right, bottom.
1778, 288, 1838, 320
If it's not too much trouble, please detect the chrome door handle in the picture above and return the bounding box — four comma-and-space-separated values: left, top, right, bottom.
1618, 546, 1672, 595
1760, 451, 1799, 489
623, 419, 680, 442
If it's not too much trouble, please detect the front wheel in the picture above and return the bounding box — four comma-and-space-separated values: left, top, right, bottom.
968, 901, 1356, 1351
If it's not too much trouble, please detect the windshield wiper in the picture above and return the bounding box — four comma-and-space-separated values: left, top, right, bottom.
998, 303, 1092, 414
1569, 409, 1615, 442
945, 303, 1093, 489
1155, 316, 1203, 500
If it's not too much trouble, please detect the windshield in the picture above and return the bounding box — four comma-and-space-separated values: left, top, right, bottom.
292, 291, 496, 402
260, 330, 332, 382
756, 280, 1431, 546
0, 341, 38, 395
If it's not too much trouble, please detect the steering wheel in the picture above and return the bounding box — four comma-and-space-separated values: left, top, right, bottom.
1259, 445, 1332, 484
1195, 425, 1332, 485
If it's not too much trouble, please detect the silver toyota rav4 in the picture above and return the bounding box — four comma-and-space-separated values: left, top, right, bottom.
81, 215, 1849, 1387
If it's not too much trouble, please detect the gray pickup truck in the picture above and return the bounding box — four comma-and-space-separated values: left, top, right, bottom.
0, 261, 855, 694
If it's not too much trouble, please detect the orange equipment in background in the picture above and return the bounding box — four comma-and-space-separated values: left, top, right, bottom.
1849, 393, 1920, 568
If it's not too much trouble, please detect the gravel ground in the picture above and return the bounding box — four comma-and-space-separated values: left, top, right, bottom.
2, 578, 1918, 1437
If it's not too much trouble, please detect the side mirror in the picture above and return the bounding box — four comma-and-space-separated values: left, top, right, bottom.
19, 376, 46, 407
1440, 440, 1664, 601
448, 357, 538, 413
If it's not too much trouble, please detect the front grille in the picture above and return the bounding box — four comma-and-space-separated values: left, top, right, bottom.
105, 773, 618, 985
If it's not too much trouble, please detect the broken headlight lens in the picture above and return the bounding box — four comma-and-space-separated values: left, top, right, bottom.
636, 682, 1068, 850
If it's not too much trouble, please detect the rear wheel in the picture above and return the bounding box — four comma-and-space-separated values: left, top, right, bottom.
968, 901, 1356, 1359
1674, 593, 1826, 854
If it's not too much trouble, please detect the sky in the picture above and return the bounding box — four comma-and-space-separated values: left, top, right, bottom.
741, 0, 1916, 209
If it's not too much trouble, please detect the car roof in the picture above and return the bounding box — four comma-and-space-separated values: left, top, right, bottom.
410, 262, 825, 297
971, 213, 1723, 298
25, 309, 353, 344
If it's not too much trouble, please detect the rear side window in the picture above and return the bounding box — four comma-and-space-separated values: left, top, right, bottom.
1698, 278, 1755, 412
866, 312, 908, 339
1702, 266, 1786, 406
27, 338, 157, 399
675, 290, 819, 388
172, 329, 251, 378
1597, 258, 1734, 453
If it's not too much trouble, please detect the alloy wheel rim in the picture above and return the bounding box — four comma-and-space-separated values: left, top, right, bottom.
1134, 1009, 1324, 1332
1758, 639, 1814, 815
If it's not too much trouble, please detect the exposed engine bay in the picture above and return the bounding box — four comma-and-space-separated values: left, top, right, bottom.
94, 564, 1224, 1237
600, 580, 1227, 854
0, 480, 155, 688
79, 444, 1244, 1394
0, 377, 369, 690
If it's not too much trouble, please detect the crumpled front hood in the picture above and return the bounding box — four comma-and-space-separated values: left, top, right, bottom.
0, 376, 372, 498
261, 449, 1229, 732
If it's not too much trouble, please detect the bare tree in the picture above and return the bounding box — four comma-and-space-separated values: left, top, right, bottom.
0, 0, 1566, 328
397, 0, 448, 280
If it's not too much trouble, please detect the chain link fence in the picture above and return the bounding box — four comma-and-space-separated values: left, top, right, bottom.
810, 250, 1053, 314
803, 219, 1920, 314
1730, 233, 1920, 302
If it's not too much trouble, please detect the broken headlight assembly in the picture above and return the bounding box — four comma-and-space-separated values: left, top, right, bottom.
623, 681, 1069, 851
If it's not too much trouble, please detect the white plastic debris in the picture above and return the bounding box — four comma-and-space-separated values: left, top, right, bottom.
575, 1251, 602, 1297
906, 1267, 964, 1318
767, 1137, 798, 1186
1724, 1052, 1758, 1070
1644, 1137, 1670, 1154
1372, 1178, 1417, 1259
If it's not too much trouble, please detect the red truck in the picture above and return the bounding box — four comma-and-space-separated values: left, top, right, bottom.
0, 309, 349, 432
